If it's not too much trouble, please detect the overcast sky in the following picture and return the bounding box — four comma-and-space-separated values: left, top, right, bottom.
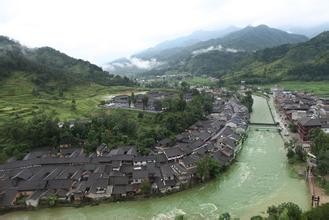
1, 0, 329, 65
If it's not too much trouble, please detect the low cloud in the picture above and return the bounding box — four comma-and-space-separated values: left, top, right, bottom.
106, 57, 163, 71
129, 57, 161, 69
192, 44, 240, 55
192, 44, 223, 55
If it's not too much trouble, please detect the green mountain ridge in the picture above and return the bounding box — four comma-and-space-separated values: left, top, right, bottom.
140, 30, 329, 83
136, 25, 308, 60
107, 25, 309, 76
135, 26, 240, 58
0, 36, 132, 91
225, 31, 329, 83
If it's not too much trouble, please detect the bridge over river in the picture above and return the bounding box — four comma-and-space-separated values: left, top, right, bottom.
2, 96, 310, 220
249, 122, 278, 126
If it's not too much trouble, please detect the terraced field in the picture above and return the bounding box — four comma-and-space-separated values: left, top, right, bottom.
0, 72, 141, 124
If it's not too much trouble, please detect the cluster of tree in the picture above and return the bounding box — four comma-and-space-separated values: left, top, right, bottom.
251, 202, 329, 220
196, 156, 221, 182
286, 63, 329, 81
310, 128, 329, 175
239, 91, 253, 112
126, 92, 156, 111
159, 91, 213, 134
0, 114, 61, 161
211, 202, 329, 220
285, 139, 306, 164
288, 123, 298, 133
0, 91, 214, 162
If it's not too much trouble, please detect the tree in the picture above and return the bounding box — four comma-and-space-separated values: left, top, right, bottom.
288, 123, 297, 133
175, 215, 184, 220
31, 88, 39, 97
128, 96, 132, 107
267, 202, 302, 220
153, 100, 162, 111
317, 150, 329, 175
140, 179, 151, 194
47, 194, 58, 207
71, 99, 77, 111
0, 151, 7, 163
287, 147, 295, 159
278, 202, 302, 220
240, 91, 253, 112
177, 94, 187, 111
310, 128, 329, 155
100, 129, 112, 145
219, 212, 230, 220
27, 114, 60, 148
302, 203, 329, 219
309, 128, 329, 174
142, 95, 149, 110
196, 156, 220, 182
180, 81, 190, 92
131, 92, 136, 106
99, 100, 106, 106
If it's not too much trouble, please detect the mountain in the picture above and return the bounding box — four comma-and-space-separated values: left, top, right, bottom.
136, 26, 239, 57
200, 24, 308, 51
105, 26, 239, 76
175, 31, 329, 83
225, 31, 329, 83
106, 25, 308, 76
0, 36, 132, 91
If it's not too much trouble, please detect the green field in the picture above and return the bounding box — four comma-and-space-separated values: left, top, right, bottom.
261, 81, 329, 96
0, 72, 144, 124
185, 76, 216, 86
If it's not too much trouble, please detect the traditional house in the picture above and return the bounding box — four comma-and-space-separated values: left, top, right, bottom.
132, 170, 148, 184
133, 156, 156, 167
297, 117, 321, 141
163, 147, 184, 161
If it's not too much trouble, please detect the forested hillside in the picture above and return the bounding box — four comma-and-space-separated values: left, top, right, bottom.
0, 36, 133, 91
142, 31, 329, 84
107, 25, 308, 76
224, 31, 329, 83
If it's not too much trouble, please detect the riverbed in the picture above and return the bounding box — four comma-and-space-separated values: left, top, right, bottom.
2, 96, 310, 220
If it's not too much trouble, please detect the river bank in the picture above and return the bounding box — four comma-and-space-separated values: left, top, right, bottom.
1, 96, 310, 220
270, 93, 329, 206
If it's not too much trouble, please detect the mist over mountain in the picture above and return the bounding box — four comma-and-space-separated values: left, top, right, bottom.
136, 26, 240, 57
106, 25, 308, 76
140, 30, 329, 83
0, 36, 132, 91
225, 30, 329, 83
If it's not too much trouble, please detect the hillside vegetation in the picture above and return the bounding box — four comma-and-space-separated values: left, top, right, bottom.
0, 90, 213, 162
224, 31, 329, 83
136, 25, 307, 61
0, 72, 140, 125
108, 25, 308, 76
0, 36, 137, 124
0, 36, 132, 90
143, 31, 329, 84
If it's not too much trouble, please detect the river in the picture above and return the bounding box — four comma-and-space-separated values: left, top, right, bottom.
2, 96, 310, 220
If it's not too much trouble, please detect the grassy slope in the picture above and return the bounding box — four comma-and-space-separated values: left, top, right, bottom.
0, 72, 143, 124
261, 81, 329, 96
184, 76, 217, 87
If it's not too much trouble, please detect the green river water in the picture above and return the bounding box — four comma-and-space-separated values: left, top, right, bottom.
2, 96, 310, 220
